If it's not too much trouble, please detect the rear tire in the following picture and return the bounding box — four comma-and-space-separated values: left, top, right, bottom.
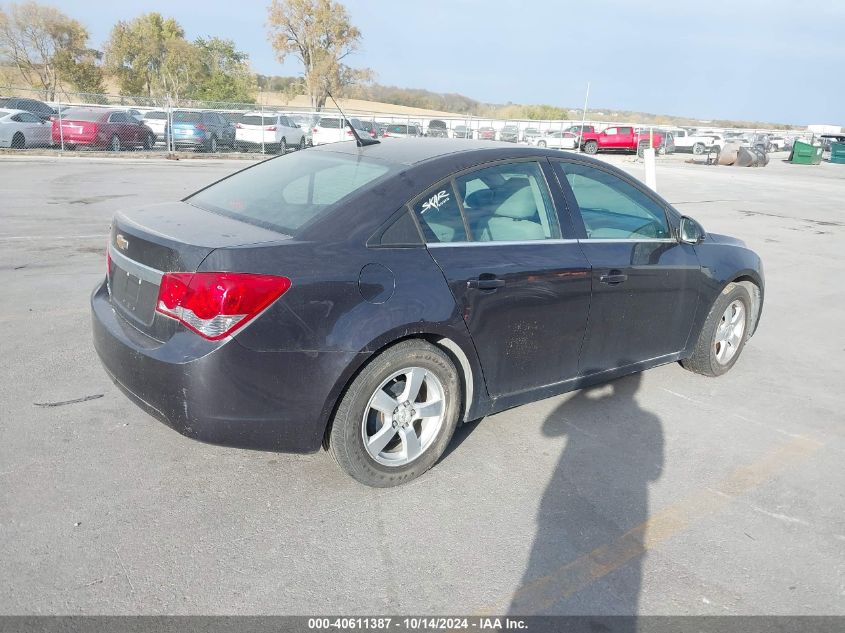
584, 140, 598, 154
298, 136, 305, 150
143, 132, 154, 150
109, 135, 121, 152
537, 140, 547, 148
11, 132, 25, 149
208, 135, 218, 153
693, 142, 705, 155
329, 340, 461, 487
681, 283, 753, 377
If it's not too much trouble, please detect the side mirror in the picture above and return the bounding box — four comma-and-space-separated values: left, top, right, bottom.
680, 216, 705, 244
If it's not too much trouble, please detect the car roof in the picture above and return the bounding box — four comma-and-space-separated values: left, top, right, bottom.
308, 137, 579, 166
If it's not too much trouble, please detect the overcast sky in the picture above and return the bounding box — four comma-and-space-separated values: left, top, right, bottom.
50, 0, 844, 124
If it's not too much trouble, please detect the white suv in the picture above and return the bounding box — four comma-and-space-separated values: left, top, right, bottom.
311, 116, 360, 145
235, 112, 306, 153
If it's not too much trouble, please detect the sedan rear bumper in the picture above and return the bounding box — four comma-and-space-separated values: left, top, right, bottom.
91, 280, 359, 453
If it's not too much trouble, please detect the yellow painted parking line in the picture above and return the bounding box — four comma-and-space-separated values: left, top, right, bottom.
490, 436, 822, 614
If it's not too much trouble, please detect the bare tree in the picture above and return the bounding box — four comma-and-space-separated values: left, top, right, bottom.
0, 1, 94, 100
267, 0, 372, 111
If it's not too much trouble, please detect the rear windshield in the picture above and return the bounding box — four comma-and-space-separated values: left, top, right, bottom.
241, 115, 274, 126
173, 111, 202, 123
144, 111, 166, 120
187, 152, 395, 234
62, 109, 105, 122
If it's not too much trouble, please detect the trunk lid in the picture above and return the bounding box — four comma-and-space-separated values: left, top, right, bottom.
107, 202, 288, 339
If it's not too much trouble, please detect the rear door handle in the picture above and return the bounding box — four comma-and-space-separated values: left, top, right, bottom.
467, 277, 505, 290
599, 271, 628, 285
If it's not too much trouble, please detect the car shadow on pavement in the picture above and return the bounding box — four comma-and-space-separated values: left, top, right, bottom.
507, 372, 664, 626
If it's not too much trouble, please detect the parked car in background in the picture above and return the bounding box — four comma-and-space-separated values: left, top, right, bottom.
52, 108, 155, 151
748, 134, 772, 153
534, 130, 579, 149
522, 127, 543, 143
141, 110, 168, 143
236, 112, 305, 153
477, 126, 496, 140
312, 117, 358, 145
499, 125, 519, 143
769, 136, 787, 151
356, 119, 379, 139
667, 128, 718, 154
453, 125, 473, 139
93, 140, 764, 487
168, 110, 235, 152
0, 96, 55, 121
383, 123, 422, 138
579, 126, 665, 157
287, 113, 319, 145
126, 108, 144, 123
427, 119, 449, 138
0, 108, 52, 148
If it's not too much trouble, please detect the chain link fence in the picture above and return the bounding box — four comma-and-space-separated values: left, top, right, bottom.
0, 86, 812, 157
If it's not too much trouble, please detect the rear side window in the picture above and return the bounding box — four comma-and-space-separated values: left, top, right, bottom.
319, 118, 342, 128
455, 162, 560, 242
555, 162, 670, 240
187, 152, 393, 234
144, 111, 166, 120
412, 183, 467, 243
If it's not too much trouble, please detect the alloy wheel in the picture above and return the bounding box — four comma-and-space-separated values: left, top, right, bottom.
714, 299, 746, 365
361, 367, 446, 467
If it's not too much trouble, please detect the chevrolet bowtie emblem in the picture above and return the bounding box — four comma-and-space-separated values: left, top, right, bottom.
116, 234, 129, 250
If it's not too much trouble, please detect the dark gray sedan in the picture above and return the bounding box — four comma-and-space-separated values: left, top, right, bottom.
92, 139, 764, 486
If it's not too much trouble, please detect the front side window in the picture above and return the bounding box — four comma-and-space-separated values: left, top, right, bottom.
556, 162, 670, 240
412, 182, 466, 243
455, 162, 560, 242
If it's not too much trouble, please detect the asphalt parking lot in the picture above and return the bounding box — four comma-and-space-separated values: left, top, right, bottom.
1, 151, 843, 616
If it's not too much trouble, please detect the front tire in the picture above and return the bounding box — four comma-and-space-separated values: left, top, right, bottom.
207, 135, 218, 153
298, 136, 306, 150
329, 340, 461, 487
277, 137, 287, 154
11, 132, 25, 149
681, 283, 753, 377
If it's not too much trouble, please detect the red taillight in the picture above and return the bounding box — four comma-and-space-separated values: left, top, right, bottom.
346, 129, 354, 136
312, 127, 318, 133
266, 125, 277, 131
195, 123, 207, 131
235, 122, 242, 128
106, 248, 112, 278
155, 272, 291, 340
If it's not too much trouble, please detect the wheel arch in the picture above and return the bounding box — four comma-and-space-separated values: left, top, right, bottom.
319, 329, 486, 450
729, 274, 763, 337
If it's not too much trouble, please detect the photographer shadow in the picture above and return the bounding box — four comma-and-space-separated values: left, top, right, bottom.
508, 371, 664, 624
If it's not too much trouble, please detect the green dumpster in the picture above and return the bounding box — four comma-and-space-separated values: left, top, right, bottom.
830, 142, 845, 164
789, 140, 823, 165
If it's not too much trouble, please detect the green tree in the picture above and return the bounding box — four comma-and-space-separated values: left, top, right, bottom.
104, 13, 184, 97
267, 0, 372, 110
0, 1, 102, 99
190, 37, 255, 103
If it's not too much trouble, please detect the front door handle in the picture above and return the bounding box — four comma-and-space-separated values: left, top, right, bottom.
599, 271, 628, 285
467, 276, 505, 290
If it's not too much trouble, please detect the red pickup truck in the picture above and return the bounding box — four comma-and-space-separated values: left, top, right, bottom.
579, 126, 664, 157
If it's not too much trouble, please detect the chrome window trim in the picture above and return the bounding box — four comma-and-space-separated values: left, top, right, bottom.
578, 238, 678, 243
427, 238, 580, 248
108, 245, 163, 284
